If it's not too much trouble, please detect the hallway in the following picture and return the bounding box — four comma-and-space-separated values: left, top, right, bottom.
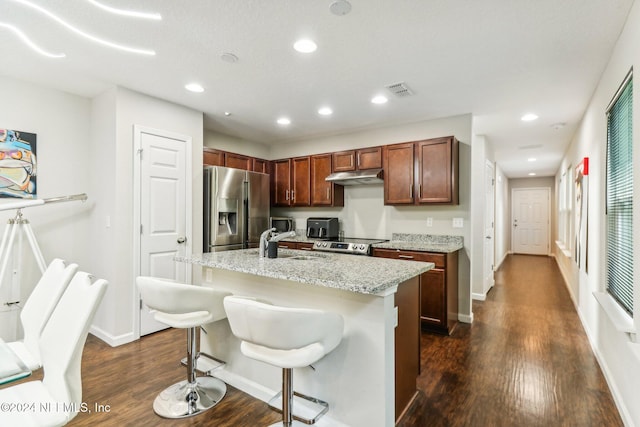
399, 254, 623, 426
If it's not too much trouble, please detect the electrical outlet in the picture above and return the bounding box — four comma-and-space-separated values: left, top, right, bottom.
205, 269, 213, 282
452, 217, 464, 228
426, 217, 433, 227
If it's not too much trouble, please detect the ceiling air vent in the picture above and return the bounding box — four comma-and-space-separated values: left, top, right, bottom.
385, 82, 414, 98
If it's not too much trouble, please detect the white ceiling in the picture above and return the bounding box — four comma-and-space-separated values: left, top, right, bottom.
0, 0, 634, 178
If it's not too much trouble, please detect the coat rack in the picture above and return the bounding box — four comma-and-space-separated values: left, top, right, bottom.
0, 193, 87, 307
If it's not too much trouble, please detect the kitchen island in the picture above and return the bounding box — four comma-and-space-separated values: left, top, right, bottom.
176, 249, 434, 427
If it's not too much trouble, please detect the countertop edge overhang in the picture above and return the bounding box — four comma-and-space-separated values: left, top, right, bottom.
175, 249, 433, 295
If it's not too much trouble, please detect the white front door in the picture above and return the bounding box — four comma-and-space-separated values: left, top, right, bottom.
511, 188, 550, 255
483, 161, 495, 293
135, 126, 192, 336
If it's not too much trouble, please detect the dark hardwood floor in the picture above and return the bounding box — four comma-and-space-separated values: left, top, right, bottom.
399, 254, 623, 427
3, 254, 623, 426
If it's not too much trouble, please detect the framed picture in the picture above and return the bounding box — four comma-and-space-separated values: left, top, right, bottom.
0, 129, 37, 199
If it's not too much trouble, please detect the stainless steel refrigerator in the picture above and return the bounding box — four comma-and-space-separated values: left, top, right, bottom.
203, 166, 270, 252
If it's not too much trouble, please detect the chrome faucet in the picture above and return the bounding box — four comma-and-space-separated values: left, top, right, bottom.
259, 228, 276, 258
259, 229, 296, 258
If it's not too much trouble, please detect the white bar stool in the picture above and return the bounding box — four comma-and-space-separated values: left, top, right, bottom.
136, 277, 230, 419
223, 296, 344, 427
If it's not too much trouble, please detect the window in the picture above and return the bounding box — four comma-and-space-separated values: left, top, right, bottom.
606, 70, 633, 315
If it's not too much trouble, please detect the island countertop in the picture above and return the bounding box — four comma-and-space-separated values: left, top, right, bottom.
176, 248, 433, 295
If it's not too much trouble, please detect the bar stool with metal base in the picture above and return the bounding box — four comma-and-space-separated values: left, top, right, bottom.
223, 296, 344, 427
136, 276, 230, 419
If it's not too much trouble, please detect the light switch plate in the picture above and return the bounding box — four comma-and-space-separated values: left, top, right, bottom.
426, 217, 433, 227
452, 217, 464, 228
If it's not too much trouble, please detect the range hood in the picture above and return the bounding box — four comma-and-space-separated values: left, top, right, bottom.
325, 168, 384, 186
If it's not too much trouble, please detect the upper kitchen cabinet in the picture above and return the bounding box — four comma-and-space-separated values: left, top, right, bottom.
271, 157, 311, 207
332, 146, 382, 172
310, 154, 344, 207
203, 148, 225, 166
383, 142, 415, 204
416, 137, 458, 204
252, 158, 270, 174
383, 136, 459, 205
225, 152, 252, 170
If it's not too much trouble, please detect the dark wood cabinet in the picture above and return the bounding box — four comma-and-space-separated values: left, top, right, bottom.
383, 142, 415, 204
225, 152, 251, 170
310, 154, 344, 207
252, 158, 269, 174
383, 136, 458, 205
203, 148, 225, 166
272, 159, 292, 207
276, 241, 314, 251
291, 156, 311, 206
332, 146, 382, 172
416, 137, 458, 204
372, 248, 458, 335
271, 157, 311, 207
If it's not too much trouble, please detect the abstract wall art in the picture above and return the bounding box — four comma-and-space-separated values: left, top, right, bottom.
0, 129, 37, 199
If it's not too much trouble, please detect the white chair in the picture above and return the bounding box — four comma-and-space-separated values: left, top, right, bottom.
223, 296, 344, 427
136, 276, 230, 419
2, 258, 78, 370
0, 271, 108, 427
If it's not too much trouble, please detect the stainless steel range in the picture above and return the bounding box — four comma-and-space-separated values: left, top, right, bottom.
312, 237, 388, 256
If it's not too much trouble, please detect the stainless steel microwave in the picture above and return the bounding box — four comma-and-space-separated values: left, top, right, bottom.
270, 217, 294, 233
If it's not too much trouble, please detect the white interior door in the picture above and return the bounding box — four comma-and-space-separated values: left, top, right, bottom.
136, 127, 191, 336
483, 161, 495, 293
511, 188, 550, 255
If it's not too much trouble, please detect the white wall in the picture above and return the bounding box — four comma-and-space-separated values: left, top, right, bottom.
269, 114, 473, 322
554, 2, 640, 425
204, 130, 270, 160
494, 164, 509, 269
89, 87, 203, 345
0, 76, 92, 340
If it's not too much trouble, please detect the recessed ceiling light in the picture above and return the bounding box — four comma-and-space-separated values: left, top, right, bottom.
185, 83, 204, 93
371, 95, 388, 104
318, 107, 333, 116
528, 158, 537, 162
277, 117, 291, 125
293, 39, 317, 53
521, 113, 539, 122
224, 112, 231, 117
528, 172, 537, 176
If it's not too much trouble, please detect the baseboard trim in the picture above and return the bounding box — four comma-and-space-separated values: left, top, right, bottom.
472, 292, 486, 301
89, 325, 136, 347
458, 313, 473, 324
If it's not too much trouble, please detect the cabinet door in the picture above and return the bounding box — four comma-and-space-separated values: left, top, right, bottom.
297, 242, 314, 251
420, 269, 446, 327
291, 156, 311, 206
203, 148, 225, 166
225, 152, 251, 170
356, 146, 382, 170
311, 154, 344, 207
252, 158, 269, 174
272, 159, 291, 207
383, 143, 415, 205
417, 137, 458, 204
277, 241, 297, 249
332, 150, 356, 172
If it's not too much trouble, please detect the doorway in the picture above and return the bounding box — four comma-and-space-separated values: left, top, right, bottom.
511, 188, 550, 255
133, 125, 192, 337
483, 161, 495, 294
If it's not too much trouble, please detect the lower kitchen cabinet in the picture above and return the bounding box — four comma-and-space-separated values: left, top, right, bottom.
372, 248, 458, 335
277, 241, 314, 251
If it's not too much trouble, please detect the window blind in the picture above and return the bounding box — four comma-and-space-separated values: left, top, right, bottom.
606, 73, 633, 315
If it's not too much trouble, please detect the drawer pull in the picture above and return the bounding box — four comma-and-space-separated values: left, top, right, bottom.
300, 247, 312, 251
398, 255, 414, 259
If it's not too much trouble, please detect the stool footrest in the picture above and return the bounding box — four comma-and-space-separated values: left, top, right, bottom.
181, 352, 225, 376
268, 390, 329, 425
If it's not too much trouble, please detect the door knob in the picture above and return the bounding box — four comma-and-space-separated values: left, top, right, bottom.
177, 237, 187, 244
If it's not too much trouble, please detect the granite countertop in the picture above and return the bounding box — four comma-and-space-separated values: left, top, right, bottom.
176, 249, 433, 295
372, 233, 464, 253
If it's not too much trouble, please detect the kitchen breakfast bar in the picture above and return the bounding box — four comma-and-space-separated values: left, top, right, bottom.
176, 249, 434, 427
